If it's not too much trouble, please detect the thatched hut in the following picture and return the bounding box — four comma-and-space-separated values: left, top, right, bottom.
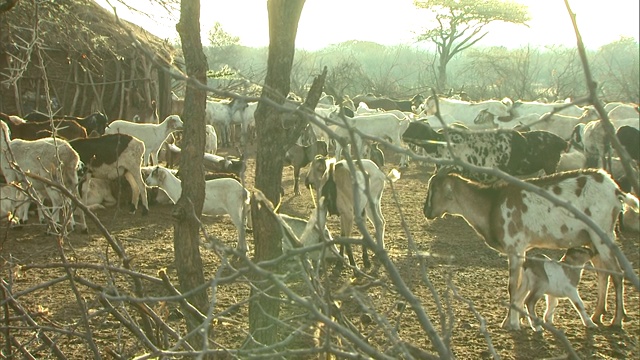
0, 0, 178, 121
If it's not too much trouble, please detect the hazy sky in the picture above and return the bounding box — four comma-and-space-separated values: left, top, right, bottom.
99, 0, 640, 50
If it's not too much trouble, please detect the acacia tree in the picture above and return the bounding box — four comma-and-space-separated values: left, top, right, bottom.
414, 0, 530, 92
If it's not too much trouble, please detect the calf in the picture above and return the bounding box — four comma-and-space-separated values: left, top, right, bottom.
423, 168, 638, 329
514, 247, 597, 332
70, 134, 149, 215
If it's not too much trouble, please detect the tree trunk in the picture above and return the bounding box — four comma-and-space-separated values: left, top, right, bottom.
437, 55, 448, 93
247, 0, 307, 349
175, 0, 208, 344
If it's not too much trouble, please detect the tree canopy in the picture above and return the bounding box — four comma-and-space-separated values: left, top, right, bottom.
414, 0, 530, 90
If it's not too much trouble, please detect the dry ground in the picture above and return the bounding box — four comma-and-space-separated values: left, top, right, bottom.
1, 146, 638, 359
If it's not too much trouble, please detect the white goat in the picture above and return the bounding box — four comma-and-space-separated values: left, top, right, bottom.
1, 184, 29, 225
279, 207, 341, 265
305, 156, 400, 268
328, 110, 410, 165
80, 178, 117, 211
144, 166, 251, 251
205, 124, 218, 155
0, 121, 86, 232
424, 168, 637, 330
418, 95, 513, 127
510, 100, 586, 119
607, 104, 639, 121
206, 98, 247, 147
105, 115, 183, 166
514, 247, 597, 332
230, 101, 258, 145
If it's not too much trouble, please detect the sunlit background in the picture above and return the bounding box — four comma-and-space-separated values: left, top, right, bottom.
97, 0, 639, 50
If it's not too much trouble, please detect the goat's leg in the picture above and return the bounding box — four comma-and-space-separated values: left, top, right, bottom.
524, 291, 544, 331
502, 252, 525, 330
340, 215, 358, 269
123, 171, 149, 215
293, 166, 301, 196
566, 290, 598, 328
592, 253, 627, 327
542, 295, 558, 325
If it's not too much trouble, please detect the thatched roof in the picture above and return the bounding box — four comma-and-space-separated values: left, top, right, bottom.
1, 0, 177, 118
7, 0, 173, 66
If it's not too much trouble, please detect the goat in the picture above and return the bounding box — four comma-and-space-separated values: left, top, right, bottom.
616, 125, 639, 162
205, 124, 218, 155
70, 134, 149, 215
402, 122, 567, 182
284, 140, 329, 195
572, 117, 639, 168
279, 205, 341, 266
328, 110, 411, 166
105, 115, 183, 166
1, 184, 29, 225
514, 247, 597, 332
510, 100, 586, 119
1, 112, 87, 140
368, 142, 385, 168
79, 178, 118, 211
423, 168, 638, 329
304, 156, 400, 268
0, 121, 86, 233
607, 103, 640, 121
24, 111, 108, 135
206, 98, 248, 147
144, 166, 251, 252
417, 95, 513, 127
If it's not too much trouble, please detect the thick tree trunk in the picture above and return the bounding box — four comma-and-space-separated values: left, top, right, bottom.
175, 0, 208, 343
247, 0, 313, 349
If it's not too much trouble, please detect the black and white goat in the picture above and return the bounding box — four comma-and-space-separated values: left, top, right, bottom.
514, 247, 597, 332
304, 156, 400, 268
423, 168, 638, 329
144, 166, 251, 252
70, 134, 149, 215
402, 122, 567, 182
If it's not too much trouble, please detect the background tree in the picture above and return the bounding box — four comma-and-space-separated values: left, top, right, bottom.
414, 0, 530, 92
174, 0, 208, 343
205, 21, 240, 68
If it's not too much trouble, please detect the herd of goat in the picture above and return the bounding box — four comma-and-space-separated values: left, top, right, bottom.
0, 91, 638, 332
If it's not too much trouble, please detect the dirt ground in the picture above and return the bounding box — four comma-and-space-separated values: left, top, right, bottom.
1, 146, 638, 359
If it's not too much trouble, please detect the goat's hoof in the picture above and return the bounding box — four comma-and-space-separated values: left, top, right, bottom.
142, 207, 149, 216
